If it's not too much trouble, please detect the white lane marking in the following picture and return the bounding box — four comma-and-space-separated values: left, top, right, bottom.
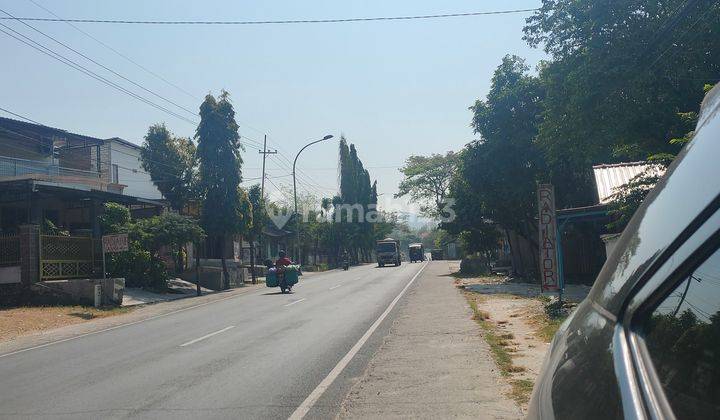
329, 284, 343, 290
0, 289, 255, 359
179, 326, 235, 347
288, 261, 428, 420
284, 298, 306, 307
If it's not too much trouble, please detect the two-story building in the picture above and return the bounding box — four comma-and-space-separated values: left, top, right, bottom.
0, 116, 165, 285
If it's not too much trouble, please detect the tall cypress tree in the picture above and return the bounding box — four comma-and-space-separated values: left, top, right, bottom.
337, 136, 377, 262
195, 91, 244, 287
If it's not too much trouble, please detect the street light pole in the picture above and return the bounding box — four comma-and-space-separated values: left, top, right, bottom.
293, 134, 334, 264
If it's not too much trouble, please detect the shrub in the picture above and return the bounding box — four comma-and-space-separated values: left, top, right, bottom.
101, 203, 204, 289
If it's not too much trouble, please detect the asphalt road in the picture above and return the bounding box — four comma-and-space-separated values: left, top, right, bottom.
0, 261, 429, 419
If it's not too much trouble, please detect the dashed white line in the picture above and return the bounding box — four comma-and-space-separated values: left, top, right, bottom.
329, 284, 343, 290
0, 289, 254, 359
284, 298, 307, 307
179, 326, 235, 347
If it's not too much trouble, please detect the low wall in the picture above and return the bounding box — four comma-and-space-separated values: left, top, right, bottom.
180, 260, 248, 290
0, 266, 21, 284
33, 278, 125, 306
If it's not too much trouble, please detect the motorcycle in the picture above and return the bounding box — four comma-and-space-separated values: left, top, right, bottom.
342, 260, 349, 271
264, 259, 300, 294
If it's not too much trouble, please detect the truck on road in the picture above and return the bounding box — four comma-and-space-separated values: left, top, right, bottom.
376, 238, 401, 267
408, 243, 425, 263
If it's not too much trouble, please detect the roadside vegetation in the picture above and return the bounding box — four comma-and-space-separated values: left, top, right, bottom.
460, 274, 579, 408
465, 291, 534, 405
532, 296, 573, 343
396, 0, 719, 278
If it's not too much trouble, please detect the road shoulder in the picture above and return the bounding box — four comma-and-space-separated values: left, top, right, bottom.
0, 284, 262, 357
338, 261, 522, 419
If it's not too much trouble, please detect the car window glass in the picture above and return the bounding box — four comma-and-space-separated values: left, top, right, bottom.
641, 247, 720, 419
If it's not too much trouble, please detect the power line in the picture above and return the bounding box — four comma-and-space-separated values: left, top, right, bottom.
0, 8, 539, 25
0, 8, 197, 118
0, 23, 197, 125
0, 107, 41, 124
27, 0, 198, 101
19, 2, 305, 162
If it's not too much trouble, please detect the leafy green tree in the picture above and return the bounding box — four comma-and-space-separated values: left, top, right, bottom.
141, 123, 197, 211
99, 203, 161, 289
524, 0, 720, 207
607, 98, 705, 231
133, 213, 205, 272
395, 152, 456, 219
195, 91, 245, 288
445, 55, 544, 275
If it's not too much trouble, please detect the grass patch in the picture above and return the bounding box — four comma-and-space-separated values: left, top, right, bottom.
536, 317, 565, 342
466, 294, 514, 376
465, 292, 536, 405
531, 297, 574, 343
509, 379, 535, 405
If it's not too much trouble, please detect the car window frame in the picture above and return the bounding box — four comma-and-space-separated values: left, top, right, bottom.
617, 206, 720, 420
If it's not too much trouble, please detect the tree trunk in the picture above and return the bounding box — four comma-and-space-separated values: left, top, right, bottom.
505, 229, 520, 277
250, 235, 257, 284
195, 241, 201, 296
220, 235, 230, 289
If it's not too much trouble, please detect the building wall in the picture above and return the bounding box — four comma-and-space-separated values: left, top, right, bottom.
0, 135, 50, 161
108, 141, 163, 200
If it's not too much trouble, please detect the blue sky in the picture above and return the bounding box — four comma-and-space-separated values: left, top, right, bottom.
0, 0, 545, 212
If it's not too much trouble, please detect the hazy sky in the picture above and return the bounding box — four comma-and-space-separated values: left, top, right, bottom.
1, 0, 545, 215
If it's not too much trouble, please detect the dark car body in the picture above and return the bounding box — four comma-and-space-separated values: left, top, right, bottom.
528, 85, 720, 419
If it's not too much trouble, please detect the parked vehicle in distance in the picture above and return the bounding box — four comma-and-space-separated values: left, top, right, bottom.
376, 238, 401, 267
528, 85, 720, 419
409, 243, 424, 263
430, 249, 444, 261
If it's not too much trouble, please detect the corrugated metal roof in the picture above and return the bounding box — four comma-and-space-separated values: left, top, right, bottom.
592, 161, 666, 204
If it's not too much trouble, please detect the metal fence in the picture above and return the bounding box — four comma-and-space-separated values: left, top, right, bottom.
0, 235, 20, 267
39, 235, 95, 279
0, 155, 101, 180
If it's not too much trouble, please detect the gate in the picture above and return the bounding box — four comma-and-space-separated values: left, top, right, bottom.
40, 235, 94, 279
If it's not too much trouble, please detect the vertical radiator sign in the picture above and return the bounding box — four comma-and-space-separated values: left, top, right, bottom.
537, 184, 559, 291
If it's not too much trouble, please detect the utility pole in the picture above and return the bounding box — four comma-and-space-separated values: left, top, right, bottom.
258, 135, 276, 261
258, 135, 277, 200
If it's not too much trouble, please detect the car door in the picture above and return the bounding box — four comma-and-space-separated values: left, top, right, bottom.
614, 205, 720, 419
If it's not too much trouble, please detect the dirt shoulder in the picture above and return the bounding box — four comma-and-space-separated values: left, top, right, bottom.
0, 283, 263, 355
455, 267, 587, 414
0, 305, 133, 343
338, 261, 522, 419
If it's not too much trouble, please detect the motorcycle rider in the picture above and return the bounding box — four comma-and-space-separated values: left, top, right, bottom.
274, 250, 294, 292
276, 250, 293, 268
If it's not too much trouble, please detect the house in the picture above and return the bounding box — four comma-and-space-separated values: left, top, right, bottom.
551, 161, 668, 286
0, 116, 165, 285
592, 161, 667, 254
104, 137, 163, 201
